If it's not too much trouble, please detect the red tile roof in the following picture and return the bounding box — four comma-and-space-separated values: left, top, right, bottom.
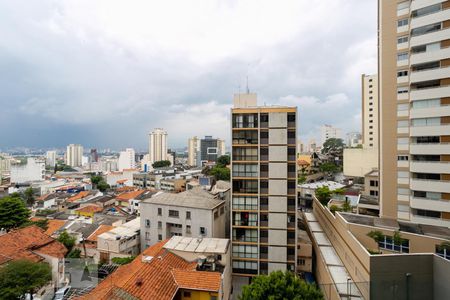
75, 205, 102, 214
68, 191, 90, 202
86, 225, 114, 242
116, 190, 145, 202
78, 240, 222, 300
44, 219, 66, 236
0, 225, 67, 264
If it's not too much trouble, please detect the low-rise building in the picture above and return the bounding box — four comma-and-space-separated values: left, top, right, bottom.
10, 157, 46, 184
160, 178, 186, 192
74, 205, 103, 218
79, 236, 231, 300
97, 217, 141, 262
140, 187, 227, 249
106, 169, 139, 187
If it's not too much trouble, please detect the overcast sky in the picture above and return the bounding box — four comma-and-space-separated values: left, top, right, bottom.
0, 0, 377, 151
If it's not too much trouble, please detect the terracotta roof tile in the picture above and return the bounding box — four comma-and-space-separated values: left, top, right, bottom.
44, 219, 67, 236
0, 226, 67, 264
86, 225, 114, 242
116, 190, 145, 202
172, 269, 221, 292
68, 191, 90, 202
75, 205, 103, 214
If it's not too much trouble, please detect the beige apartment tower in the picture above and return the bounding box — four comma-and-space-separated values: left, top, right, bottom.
66, 144, 83, 167
379, 0, 450, 227
231, 93, 297, 282
362, 74, 379, 149
148, 128, 168, 166
187, 136, 200, 167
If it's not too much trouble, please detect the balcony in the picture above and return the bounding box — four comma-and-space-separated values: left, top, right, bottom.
410, 124, 450, 136
410, 160, 450, 173
398, 7, 409, 17
411, 214, 450, 227
397, 92, 409, 101
410, 197, 450, 213
410, 178, 450, 193
411, 47, 450, 65
410, 143, 450, 155
397, 59, 409, 67
410, 105, 450, 118
410, 27, 450, 48
411, 0, 444, 11
397, 75, 409, 84
410, 66, 450, 83
410, 7, 450, 29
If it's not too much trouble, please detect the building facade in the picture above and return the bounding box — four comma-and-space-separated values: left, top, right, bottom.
197, 136, 226, 167
320, 124, 342, 146
231, 93, 297, 281
45, 150, 57, 167
66, 144, 83, 167
362, 74, 379, 149
379, 0, 450, 227
188, 136, 200, 166
118, 148, 136, 171
10, 157, 46, 184
148, 128, 168, 166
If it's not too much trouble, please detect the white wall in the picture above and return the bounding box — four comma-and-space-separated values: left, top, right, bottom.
10, 158, 45, 184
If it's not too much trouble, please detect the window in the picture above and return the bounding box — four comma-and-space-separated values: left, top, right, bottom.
157, 208, 162, 216
397, 103, 409, 112
412, 3, 441, 18
398, 188, 410, 195
369, 108, 373, 111
186, 211, 191, 219
233, 228, 258, 242
233, 212, 258, 226
398, 137, 409, 145
232, 164, 258, 177
412, 99, 440, 109
397, 36, 408, 44
158, 234, 162, 241
369, 126, 373, 129
298, 258, 305, 266
145, 232, 150, 240
232, 130, 258, 144
397, 120, 409, 128
370, 180, 378, 187
186, 225, 191, 234
220, 206, 225, 215
145, 219, 150, 228
232, 260, 258, 272
233, 180, 258, 193
413, 136, 439, 144
397, 52, 408, 61
168, 210, 179, 218
398, 155, 409, 161
436, 245, 450, 260
397, 70, 408, 77
287, 113, 296, 122
369, 102, 373, 106
411, 23, 441, 37
233, 245, 258, 258
378, 235, 409, 253
397, 1, 409, 10
200, 227, 206, 235
214, 211, 219, 219
416, 208, 441, 218
232, 196, 258, 210
370, 190, 379, 196
397, 18, 408, 27
233, 147, 258, 161
397, 87, 409, 94
233, 113, 258, 128
411, 117, 440, 127
158, 221, 162, 229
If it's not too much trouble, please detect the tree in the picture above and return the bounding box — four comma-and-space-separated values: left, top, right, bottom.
341, 199, 352, 212
97, 181, 110, 192
57, 230, 76, 253
0, 259, 52, 300
111, 256, 135, 265
367, 230, 384, 252
90, 175, 103, 189
67, 248, 81, 258
210, 165, 230, 181
23, 187, 35, 207
315, 186, 332, 206
393, 230, 403, 246
239, 271, 323, 300
321, 138, 345, 156
217, 155, 230, 167
20, 218, 49, 231
0, 195, 31, 230
318, 162, 340, 174
152, 160, 171, 168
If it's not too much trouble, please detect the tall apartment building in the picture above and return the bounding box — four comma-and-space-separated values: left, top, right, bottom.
198, 136, 226, 166
320, 124, 342, 146
231, 93, 297, 282
45, 150, 57, 167
187, 136, 200, 166
66, 144, 83, 167
379, 0, 450, 227
118, 148, 136, 171
362, 74, 379, 149
148, 128, 168, 166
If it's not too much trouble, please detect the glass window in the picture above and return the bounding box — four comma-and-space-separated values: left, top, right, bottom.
232, 164, 258, 177
232, 196, 258, 210
232, 245, 258, 258
186, 211, 191, 219
397, 172, 409, 178
411, 117, 440, 126
412, 3, 441, 18
397, 36, 409, 44
397, 87, 409, 94
411, 23, 441, 37
168, 210, 179, 217
158, 208, 162, 216
436, 246, 450, 260
397, 52, 408, 61
412, 99, 440, 109
379, 235, 409, 253
398, 18, 408, 27
398, 188, 410, 195
397, 70, 408, 77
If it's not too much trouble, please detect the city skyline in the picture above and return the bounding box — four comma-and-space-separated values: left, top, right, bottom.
0, 0, 376, 149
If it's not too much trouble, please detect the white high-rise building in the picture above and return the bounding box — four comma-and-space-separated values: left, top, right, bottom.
149, 128, 168, 166
10, 158, 46, 183
66, 144, 83, 167
320, 124, 342, 146
187, 136, 200, 167
118, 148, 136, 171
45, 150, 57, 167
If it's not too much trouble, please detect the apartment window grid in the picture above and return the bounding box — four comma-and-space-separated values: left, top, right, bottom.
168, 210, 179, 218
232, 245, 258, 259
232, 196, 258, 210
378, 235, 410, 253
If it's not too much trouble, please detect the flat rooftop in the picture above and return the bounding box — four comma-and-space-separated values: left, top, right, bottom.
299, 181, 345, 190
339, 212, 450, 240
164, 236, 229, 254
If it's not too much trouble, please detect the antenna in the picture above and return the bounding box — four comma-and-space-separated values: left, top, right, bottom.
246, 75, 250, 94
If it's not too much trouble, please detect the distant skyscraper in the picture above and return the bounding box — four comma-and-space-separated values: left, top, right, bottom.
188, 136, 200, 166
362, 74, 379, 149
45, 150, 57, 167
66, 144, 83, 167
118, 148, 136, 171
90, 148, 99, 163
320, 124, 342, 146
149, 128, 168, 166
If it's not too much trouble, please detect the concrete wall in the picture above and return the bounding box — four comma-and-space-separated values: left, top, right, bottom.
269, 129, 287, 144
269, 146, 287, 161
433, 255, 450, 300
268, 196, 287, 212
343, 148, 378, 178
268, 179, 287, 195
269, 112, 287, 127
268, 229, 286, 245
268, 162, 287, 178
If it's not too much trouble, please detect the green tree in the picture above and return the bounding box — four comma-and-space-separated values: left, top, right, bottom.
23, 187, 35, 207
341, 199, 352, 212
319, 162, 340, 174
152, 160, 171, 168
239, 271, 323, 300
210, 166, 230, 181
90, 175, 103, 189
57, 230, 76, 253
298, 175, 306, 184
321, 138, 345, 156
0, 259, 52, 300
0, 195, 31, 230
111, 256, 136, 265
393, 230, 403, 246
97, 181, 110, 192
367, 230, 384, 252
315, 186, 332, 206
217, 155, 230, 167
67, 248, 81, 258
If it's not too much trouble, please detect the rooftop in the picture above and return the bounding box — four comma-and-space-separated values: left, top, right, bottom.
116, 190, 145, 201
143, 187, 224, 210
299, 181, 345, 190
164, 236, 229, 254
339, 212, 450, 240
75, 205, 103, 214
97, 217, 140, 241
